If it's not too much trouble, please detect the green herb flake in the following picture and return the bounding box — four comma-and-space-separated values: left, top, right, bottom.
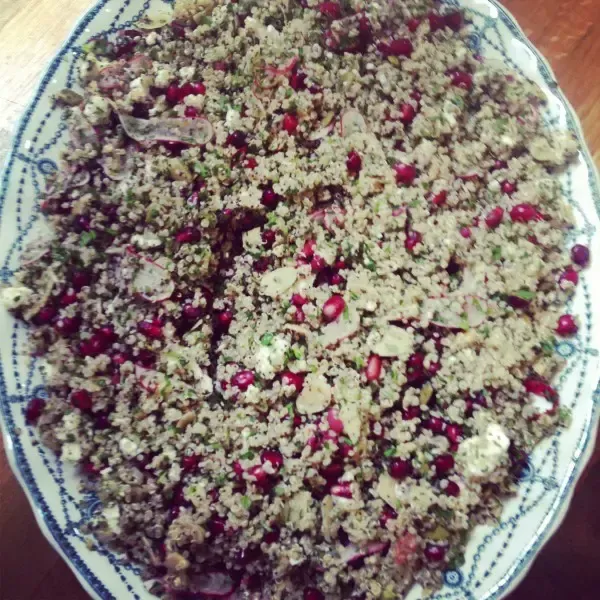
260, 332, 274, 346
558, 406, 572, 427
349, 291, 360, 301
79, 231, 97, 247
240, 450, 255, 460
384, 446, 397, 457
285, 402, 294, 418
125, 189, 135, 206
342, 305, 350, 321
514, 289, 535, 301
240, 496, 252, 510
492, 246, 502, 261
540, 340, 555, 357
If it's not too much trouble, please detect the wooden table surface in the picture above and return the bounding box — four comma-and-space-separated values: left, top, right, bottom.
1, 1, 599, 599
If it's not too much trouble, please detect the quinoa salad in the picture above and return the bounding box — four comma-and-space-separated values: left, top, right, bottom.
1, 0, 593, 598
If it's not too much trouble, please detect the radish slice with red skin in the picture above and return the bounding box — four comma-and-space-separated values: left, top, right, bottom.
97, 63, 127, 93
265, 56, 299, 77
135, 365, 164, 394
132, 256, 174, 303
424, 295, 489, 330
117, 113, 214, 146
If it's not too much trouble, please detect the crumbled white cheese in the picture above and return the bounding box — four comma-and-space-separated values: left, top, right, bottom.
61, 442, 82, 462
296, 374, 331, 414
370, 326, 414, 360
83, 95, 111, 125
256, 337, 289, 378
0, 286, 33, 310
286, 491, 315, 532
456, 422, 510, 480
119, 437, 139, 457
102, 505, 121, 533
131, 233, 163, 249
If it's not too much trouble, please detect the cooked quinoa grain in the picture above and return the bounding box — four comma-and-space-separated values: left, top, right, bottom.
4, 0, 590, 598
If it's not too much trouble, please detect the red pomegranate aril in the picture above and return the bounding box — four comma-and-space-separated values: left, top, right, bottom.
394, 162, 417, 185
32, 305, 56, 326
54, 316, 81, 337
319, 2, 342, 19
431, 190, 447, 207
25, 397, 46, 424
181, 454, 201, 472
433, 454, 455, 475
294, 307, 306, 323
233, 460, 245, 480
571, 244, 590, 267
253, 256, 272, 273
310, 255, 327, 273
501, 180, 517, 195
138, 319, 163, 340
379, 505, 398, 528
176, 226, 201, 244
425, 416, 445, 434
428, 12, 446, 32
281, 371, 305, 393
304, 588, 325, 600
166, 83, 181, 104
510, 203, 538, 223
184, 106, 199, 118
445, 424, 463, 444
321, 461, 344, 481
282, 113, 299, 134
263, 525, 280, 544
261, 187, 279, 209
485, 207, 504, 229
248, 464, 269, 488
74, 215, 91, 232
403, 406, 421, 420
445, 11, 463, 31
365, 354, 382, 381
178, 82, 196, 99
346, 150, 362, 174
388, 458, 413, 480
405, 231, 422, 253
460, 226, 472, 239
556, 314, 578, 336
245, 157, 258, 169
330, 482, 353, 498
307, 434, 322, 452
261, 448, 284, 472
291, 294, 308, 307
208, 514, 226, 536
289, 70, 307, 91
399, 102, 417, 125
450, 70, 473, 90
98, 325, 116, 342
190, 82, 206, 95
227, 130, 247, 149
380, 38, 414, 57
182, 304, 203, 321
524, 377, 550, 396
215, 309, 233, 330
59, 291, 78, 306
71, 389, 93, 412
327, 408, 345, 433
261, 229, 276, 248
559, 268, 579, 287
406, 17, 421, 32
330, 272, 344, 286
424, 543, 447, 562
232, 370, 255, 391
322, 294, 346, 322
81, 460, 100, 477
445, 481, 461, 497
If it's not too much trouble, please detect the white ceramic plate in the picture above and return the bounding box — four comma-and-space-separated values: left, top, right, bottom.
1, 1, 599, 599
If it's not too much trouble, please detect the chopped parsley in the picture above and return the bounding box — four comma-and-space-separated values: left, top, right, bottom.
240, 496, 252, 510
514, 289, 535, 300
260, 332, 274, 346
79, 231, 97, 247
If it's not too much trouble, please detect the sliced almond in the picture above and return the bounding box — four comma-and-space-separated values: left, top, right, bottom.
376, 473, 400, 509
259, 267, 298, 297
132, 256, 174, 303
296, 374, 332, 415
319, 306, 360, 348
339, 403, 362, 444
371, 326, 414, 360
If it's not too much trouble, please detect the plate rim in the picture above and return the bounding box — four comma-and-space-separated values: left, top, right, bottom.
0, 1, 599, 599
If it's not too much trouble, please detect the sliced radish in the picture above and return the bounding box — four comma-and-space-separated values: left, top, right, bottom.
191, 570, 236, 598
117, 113, 214, 146
97, 63, 127, 93
127, 54, 153, 76
371, 326, 414, 360
132, 256, 174, 303
296, 374, 332, 415
135, 365, 165, 394
265, 55, 299, 77
464, 296, 488, 328
136, 10, 173, 30
340, 109, 367, 138
259, 267, 298, 298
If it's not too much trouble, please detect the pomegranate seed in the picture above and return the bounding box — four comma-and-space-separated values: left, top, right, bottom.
327, 408, 345, 433
450, 70, 473, 90
245, 157, 258, 169
445, 481, 461, 497
433, 454, 454, 475
248, 464, 270, 489
190, 82, 206, 95
330, 482, 353, 498
365, 354, 382, 381
282, 113, 299, 134
425, 416, 445, 433
330, 272, 344, 286
399, 103, 417, 125
261, 229, 276, 248
346, 150, 362, 174
379, 505, 398, 527
571, 244, 590, 267
227, 130, 247, 149
307, 434, 322, 452
208, 514, 226, 536
289, 70, 307, 91
261, 187, 280, 209
445, 11, 463, 31
170, 20, 187, 38
215, 309, 233, 330
71, 389, 93, 412
32, 305, 56, 325
263, 525, 280, 544
182, 303, 203, 321
181, 454, 201, 472
460, 226, 472, 238
25, 397, 46, 424
431, 190, 447, 207
445, 424, 463, 444
291, 294, 308, 307
261, 448, 284, 472
402, 406, 421, 420
176, 226, 201, 244
388, 458, 412, 480
320, 461, 344, 481
253, 256, 272, 273
501, 180, 517, 195
294, 307, 306, 323
485, 207, 504, 229
405, 231, 422, 253
184, 106, 199, 118
233, 460, 245, 480
379, 38, 414, 57
81, 460, 100, 477
319, 2, 342, 19
72, 269, 92, 291
213, 60, 228, 72
79, 334, 110, 357
59, 291, 78, 306
232, 370, 255, 391
556, 314, 578, 336
54, 316, 81, 337
524, 377, 550, 396
394, 162, 417, 185
138, 319, 163, 340
406, 17, 421, 32
424, 543, 447, 562
492, 159, 508, 171
559, 268, 579, 288
510, 203, 539, 223
428, 12, 446, 32
281, 371, 305, 393
322, 294, 346, 322
166, 83, 181, 104
304, 588, 325, 600
301, 239, 316, 260
178, 82, 196, 100
310, 255, 327, 273
111, 352, 129, 367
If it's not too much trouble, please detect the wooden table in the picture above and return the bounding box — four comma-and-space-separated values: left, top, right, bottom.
0, 1, 599, 599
